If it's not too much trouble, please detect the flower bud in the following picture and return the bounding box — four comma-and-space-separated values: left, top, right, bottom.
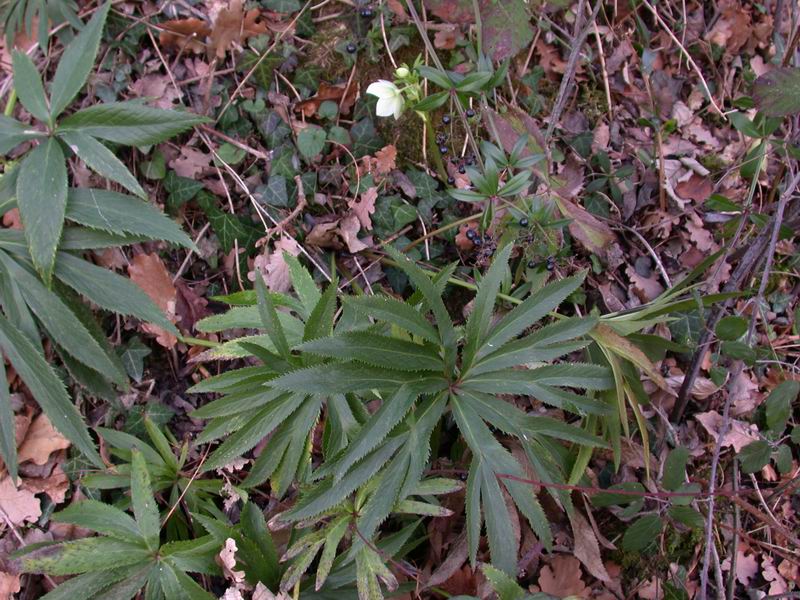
395, 66, 410, 79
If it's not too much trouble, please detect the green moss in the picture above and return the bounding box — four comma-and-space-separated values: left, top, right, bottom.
699, 153, 726, 172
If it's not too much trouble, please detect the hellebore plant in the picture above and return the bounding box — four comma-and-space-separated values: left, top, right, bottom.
366, 59, 447, 178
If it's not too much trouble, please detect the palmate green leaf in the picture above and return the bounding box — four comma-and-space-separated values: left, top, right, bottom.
384, 246, 456, 372
468, 316, 598, 376
53, 500, 141, 542
481, 564, 526, 600
57, 102, 209, 146
190, 387, 284, 419
12, 51, 50, 124
321, 381, 446, 484
59, 132, 145, 198
0, 312, 103, 467
17, 137, 68, 283
186, 365, 273, 394
315, 515, 349, 590
0, 114, 47, 153
0, 356, 17, 481
265, 396, 322, 496
256, 274, 290, 358
451, 393, 551, 571
281, 538, 325, 591
355, 545, 397, 600
197, 305, 304, 336
0, 250, 40, 347
21, 538, 150, 576
284, 253, 321, 318
59, 227, 151, 250
65, 188, 193, 248
87, 563, 154, 600
477, 272, 587, 360
270, 362, 426, 394
36, 565, 151, 600
462, 365, 612, 415
48, 2, 109, 119
55, 251, 176, 333
343, 295, 439, 344
239, 502, 279, 587
523, 415, 607, 447
95, 427, 166, 467
462, 244, 511, 371
131, 449, 160, 551
200, 393, 306, 473
303, 282, 337, 342
0, 252, 126, 384
299, 331, 442, 371
157, 560, 215, 600
283, 437, 405, 522
352, 395, 447, 547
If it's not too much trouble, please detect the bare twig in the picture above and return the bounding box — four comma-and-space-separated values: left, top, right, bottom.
697, 171, 800, 600
217, 0, 315, 123
544, 0, 602, 142
640, 0, 727, 119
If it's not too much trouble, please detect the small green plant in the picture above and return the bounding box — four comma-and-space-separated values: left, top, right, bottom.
18, 449, 221, 599
189, 244, 613, 594
3, 1, 205, 283
1, 0, 79, 46
83, 418, 227, 541
0, 0, 203, 477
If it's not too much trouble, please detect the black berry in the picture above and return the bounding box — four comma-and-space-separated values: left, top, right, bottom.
439, 145, 448, 154
458, 165, 465, 174
466, 108, 475, 118
527, 260, 536, 269
346, 43, 357, 53
472, 237, 482, 246
447, 176, 455, 185
442, 114, 451, 124
360, 8, 373, 17
519, 217, 529, 227
465, 229, 477, 240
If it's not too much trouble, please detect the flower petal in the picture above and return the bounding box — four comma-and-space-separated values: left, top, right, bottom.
366, 80, 395, 99
392, 97, 403, 120
375, 96, 396, 117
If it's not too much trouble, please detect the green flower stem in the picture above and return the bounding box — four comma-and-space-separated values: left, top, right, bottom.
420, 112, 448, 181
381, 256, 522, 305
403, 214, 480, 251
4, 89, 17, 117
177, 335, 221, 348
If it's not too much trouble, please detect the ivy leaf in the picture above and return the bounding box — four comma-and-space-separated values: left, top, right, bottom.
297, 126, 326, 160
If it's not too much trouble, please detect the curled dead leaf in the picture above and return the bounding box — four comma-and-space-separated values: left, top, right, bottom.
17, 413, 70, 466
128, 253, 179, 349
159, 18, 210, 54
0, 476, 40, 525
349, 187, 377, 230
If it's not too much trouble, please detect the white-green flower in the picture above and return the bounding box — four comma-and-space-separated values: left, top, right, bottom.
366, 80, 404, 120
